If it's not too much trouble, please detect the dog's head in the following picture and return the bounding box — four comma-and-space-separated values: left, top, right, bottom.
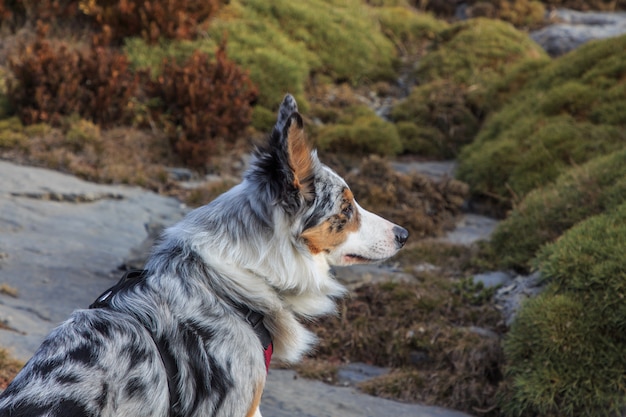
249, 94, 408, 267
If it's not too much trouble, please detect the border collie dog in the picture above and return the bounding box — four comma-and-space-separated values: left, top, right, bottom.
0, 94, 408, 417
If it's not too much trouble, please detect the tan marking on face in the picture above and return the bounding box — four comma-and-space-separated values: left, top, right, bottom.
301, 188, 360, 254
287, 120, 315, 201
245, 380, 265, 417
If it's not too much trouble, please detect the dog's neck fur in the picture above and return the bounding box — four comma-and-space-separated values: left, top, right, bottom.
140, 179, 345, 363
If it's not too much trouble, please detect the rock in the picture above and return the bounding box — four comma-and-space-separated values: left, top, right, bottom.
531, 9, 626, 56
494, 271, 546, 326
333, 264, 416, 290
473, 271, 513, 289
122, 221, 169, 270
336, 362, 390, 386
391, 160, 457, 181
261, 369, 473, 417
166, 167, 194, 181
439, 213, 499, 245
0, 160, 186, 359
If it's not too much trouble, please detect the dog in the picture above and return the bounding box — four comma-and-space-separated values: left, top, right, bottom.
0, 94, 408, 417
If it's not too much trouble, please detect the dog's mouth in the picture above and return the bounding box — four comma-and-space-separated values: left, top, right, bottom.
344, 254, 386, 264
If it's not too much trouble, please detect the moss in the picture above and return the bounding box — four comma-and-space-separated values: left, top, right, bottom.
416, 18, 546, 86
390, 18, 546, 159
315, 106, 402, 156
490, 148, 626, 272
206, 0, 398, 101
374, 7, 447, 54
502, 203, 626, 417
250, 106, 276, 133
392, 80, 480, 158
458, 34, 626, 207
236, 0, 397, 82
65, 119, 101, 152
395, 121, 441, 156
486, 0, 546, 28
0, 116, 27, 149
477, 56, 551, 113
459, 113, 626, 204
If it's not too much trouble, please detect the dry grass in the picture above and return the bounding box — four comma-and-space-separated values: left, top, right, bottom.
0, 118, 177, 191
0, 349, 23, 390
0, 284, 18, 298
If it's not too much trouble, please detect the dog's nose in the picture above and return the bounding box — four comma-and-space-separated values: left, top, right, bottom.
393, 226, 409, 248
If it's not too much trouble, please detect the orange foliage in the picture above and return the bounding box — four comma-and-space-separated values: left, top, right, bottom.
83, 0, 223, 44
145, 43, 258, 168
7, 24, 139, 126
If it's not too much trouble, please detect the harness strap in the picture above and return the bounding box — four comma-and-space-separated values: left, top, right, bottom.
89, 269, 274, 411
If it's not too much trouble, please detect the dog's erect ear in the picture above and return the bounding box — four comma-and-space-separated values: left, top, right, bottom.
281, 109, 315, 203
252, 94, 316, 213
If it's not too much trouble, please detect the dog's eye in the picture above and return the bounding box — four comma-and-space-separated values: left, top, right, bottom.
342, 203, 353, 217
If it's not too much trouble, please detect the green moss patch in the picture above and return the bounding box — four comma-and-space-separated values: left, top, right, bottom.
374, 6, 447, 55
392, 79, 481, 158
314, 105, 403, 156
502, 202, 626, 417
416, 18, 546, 86
458, 34, 626, 206
391, 18, 546, 159
490, 148, 626, 272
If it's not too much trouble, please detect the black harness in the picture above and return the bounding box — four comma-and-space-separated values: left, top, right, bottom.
89, 269, 273, 414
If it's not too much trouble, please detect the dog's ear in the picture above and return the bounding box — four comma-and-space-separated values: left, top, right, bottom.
281, 110, 315, 203
251, 94, 316, 213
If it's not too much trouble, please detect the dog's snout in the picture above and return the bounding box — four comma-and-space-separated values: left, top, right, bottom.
393, 226, 409, 248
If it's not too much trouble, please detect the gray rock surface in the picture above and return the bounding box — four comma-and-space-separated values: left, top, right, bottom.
531, 9, 626, 56
391, 160, 457, 181
0, 160, 473, 417
440, 213, 499, 245
494, 271, 546, 326
0, 160, 186, 357
262, 369, 472, 417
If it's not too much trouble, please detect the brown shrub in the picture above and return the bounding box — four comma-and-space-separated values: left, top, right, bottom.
144, 44, 258, 169
80, 0, 223, 44
346, 156, 469, 238
7, 25, 138, 126
0, 0, 80, 28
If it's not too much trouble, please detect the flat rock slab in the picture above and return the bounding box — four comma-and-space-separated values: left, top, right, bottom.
262, 369, 472, 417
0, 161, 186, 359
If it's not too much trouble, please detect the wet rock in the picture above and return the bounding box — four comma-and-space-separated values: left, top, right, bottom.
531, 9, 626, 56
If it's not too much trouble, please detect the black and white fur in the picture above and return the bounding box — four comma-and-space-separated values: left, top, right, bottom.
0, 95, 408, 417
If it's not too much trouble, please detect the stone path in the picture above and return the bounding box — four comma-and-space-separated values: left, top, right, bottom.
0, 160, 474, 416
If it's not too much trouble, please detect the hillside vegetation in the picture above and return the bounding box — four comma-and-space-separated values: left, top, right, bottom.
0, 1, 625, 416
